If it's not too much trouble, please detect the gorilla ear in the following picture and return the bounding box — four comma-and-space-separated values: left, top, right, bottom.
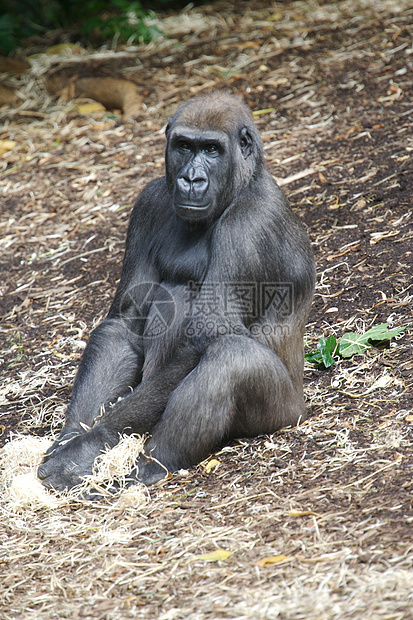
240, 127, 253, 159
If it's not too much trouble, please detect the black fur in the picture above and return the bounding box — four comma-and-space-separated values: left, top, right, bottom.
38, 92, 316, 491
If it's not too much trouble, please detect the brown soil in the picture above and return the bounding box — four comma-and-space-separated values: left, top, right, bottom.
0, 1, 412, 618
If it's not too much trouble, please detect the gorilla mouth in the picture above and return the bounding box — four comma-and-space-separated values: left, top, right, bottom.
175, 203, 211, 219
175, 203, 211, 221
176, 203, 210, 210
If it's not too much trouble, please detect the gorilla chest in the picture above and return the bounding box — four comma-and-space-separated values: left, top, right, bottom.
153, 228, 210, 284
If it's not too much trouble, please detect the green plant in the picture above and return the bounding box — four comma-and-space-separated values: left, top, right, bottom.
0, 14, 20, 54
306, 323, 406, 368
0, 0, 160, 53
78, 1, 160, 44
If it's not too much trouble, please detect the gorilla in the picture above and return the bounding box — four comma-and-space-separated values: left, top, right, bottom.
38, 91, 316, 491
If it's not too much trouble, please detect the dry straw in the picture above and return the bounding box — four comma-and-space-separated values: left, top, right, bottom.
0, 433, 148, 510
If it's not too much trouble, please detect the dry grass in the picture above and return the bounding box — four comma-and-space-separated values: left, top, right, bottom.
1, 0, 412, 618
1, 418, 412, 619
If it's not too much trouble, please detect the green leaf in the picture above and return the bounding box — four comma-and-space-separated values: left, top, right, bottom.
305, 334, 337, 368
339, 323, 406, 358
305, 349, 323, 365
364, 322, 406, 343
306, 323, 406, 367
338, 332, 370, 358
318, 335, 337, 367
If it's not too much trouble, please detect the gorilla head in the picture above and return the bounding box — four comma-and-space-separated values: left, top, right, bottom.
165, 92, 265, 223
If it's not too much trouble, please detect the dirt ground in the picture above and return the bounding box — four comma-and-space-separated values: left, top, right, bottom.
0, 0, 412, 618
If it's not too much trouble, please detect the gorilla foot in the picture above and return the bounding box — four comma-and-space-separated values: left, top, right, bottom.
38, 427, 116, 492
130, 454, 170, 486
42, 427, 83, 464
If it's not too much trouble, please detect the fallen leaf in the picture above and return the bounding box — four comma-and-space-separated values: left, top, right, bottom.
305, 334, 337, 368
193, 549, 233, 563
252, 107, 275, 117
289, 510, 318, 517
339, 323, 405, 358
76, 102, 107, 115
203, 459, 220, 473
257, 555, 288, 567
0, 140, 17, 156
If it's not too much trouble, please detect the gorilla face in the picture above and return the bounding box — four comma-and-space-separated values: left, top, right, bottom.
166, 125, 254, 223
166, 127, 229, 222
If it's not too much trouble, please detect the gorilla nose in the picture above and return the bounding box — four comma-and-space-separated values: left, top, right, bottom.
177, 167, 208, 194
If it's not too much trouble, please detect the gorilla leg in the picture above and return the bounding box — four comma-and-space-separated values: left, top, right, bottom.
134, 335, 306, 485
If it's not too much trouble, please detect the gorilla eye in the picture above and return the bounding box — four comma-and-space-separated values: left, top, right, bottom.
179, 142, 191, 151
205, 144, 218, 154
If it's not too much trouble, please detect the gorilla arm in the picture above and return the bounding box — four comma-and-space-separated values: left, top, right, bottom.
38, 182, 168, 469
